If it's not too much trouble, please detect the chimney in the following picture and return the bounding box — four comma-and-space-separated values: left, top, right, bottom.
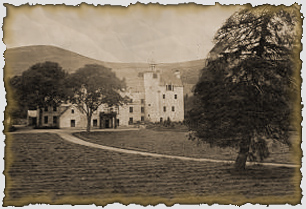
150, 64, 156, 72
174, 70, 181, 79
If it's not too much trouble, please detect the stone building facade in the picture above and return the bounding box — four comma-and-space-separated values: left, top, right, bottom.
28, 64, 184, 128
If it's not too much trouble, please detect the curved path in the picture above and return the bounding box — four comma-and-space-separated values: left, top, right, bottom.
57, 131, 299, 168
9, 127, 299, 168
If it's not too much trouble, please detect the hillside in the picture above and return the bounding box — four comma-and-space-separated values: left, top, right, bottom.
4, 45, 206, 95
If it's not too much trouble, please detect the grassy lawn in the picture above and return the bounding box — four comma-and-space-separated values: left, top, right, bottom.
76, 129, 299, 165
4, 133, 301, 206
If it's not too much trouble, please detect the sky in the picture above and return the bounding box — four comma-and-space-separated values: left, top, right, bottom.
4, 4, 240, 63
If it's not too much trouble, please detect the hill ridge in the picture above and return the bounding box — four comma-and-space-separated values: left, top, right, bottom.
4, 45, 206, 96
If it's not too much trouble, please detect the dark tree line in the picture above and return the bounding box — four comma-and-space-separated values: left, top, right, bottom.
8, 62, 127, 132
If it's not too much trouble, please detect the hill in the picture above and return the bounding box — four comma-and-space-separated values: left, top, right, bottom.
4, 45, 206, 96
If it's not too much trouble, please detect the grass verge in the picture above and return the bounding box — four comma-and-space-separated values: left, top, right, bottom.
4, 133, 301, 206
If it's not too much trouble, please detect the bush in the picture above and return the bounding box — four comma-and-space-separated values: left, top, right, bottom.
8, 125, 17, 132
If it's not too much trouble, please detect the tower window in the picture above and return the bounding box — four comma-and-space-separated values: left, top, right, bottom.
71, 109, 74, 114
141, 99, 144, 104
174, 94, 177, 99
163, 106, 166, 112
129, 107, 133, 113
153, 73, 157, 79
141, 107, 145, 113
163, 94, 165, 99
172, 106, 175, 112
53, 106, 57, 111
166, 85, 174, 91
141, 116, 144, 121
44, 106, 48, 112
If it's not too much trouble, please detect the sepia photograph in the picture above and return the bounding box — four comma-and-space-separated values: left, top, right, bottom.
1, 0, 303, 207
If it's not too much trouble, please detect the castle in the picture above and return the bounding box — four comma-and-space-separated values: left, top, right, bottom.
27, 64, 184, 128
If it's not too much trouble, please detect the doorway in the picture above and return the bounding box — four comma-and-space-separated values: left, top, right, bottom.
105, 119, 110, 128
71, 120, 75, 127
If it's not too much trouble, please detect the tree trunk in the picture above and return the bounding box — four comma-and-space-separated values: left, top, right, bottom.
235, 138, 250, 170
86, 114, 92, 132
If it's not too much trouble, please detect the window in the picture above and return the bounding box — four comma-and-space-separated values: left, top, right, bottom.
166, 85, 174, 91
141, 107, 145, 113
163, 106, 166, 112
141, 116, 144, 122
130, 99, 133, 103
153, 73, 157, 79
117, 119, 120, 126
141, 99, 144, 104
160, 117, 163, 123
53, 106, 57, 111
129, 107, 133, 113
148, 114, 150, 117
71, 109, 74, 114
53, 116, 57, 124
148, 104, 151, 106
44, 116, 48, 124
129, 117, 133, 125
163, 94, 165, 99
71, 120, 75, 127
174, 94, 177, 99
93, 119, 97, 127
44, 106, 48, 112
172, 106, 175, 112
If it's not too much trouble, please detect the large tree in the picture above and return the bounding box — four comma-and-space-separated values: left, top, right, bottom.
9, 61, 68, 126
67, 64, 127, 132
188, 5, 301, 170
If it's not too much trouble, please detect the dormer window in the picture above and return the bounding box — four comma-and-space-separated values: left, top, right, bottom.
166, 85, 174, 91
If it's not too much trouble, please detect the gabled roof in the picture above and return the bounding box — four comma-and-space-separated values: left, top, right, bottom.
58, 103, 84, 117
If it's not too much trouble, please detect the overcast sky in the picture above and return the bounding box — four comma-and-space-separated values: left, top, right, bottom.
4, 4, 240, 63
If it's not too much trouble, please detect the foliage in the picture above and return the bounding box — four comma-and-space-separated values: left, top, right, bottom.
9, 61, 68, 109
67, 64, 127, 132
8, 62, 68, 125
188, 5, 301, 169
